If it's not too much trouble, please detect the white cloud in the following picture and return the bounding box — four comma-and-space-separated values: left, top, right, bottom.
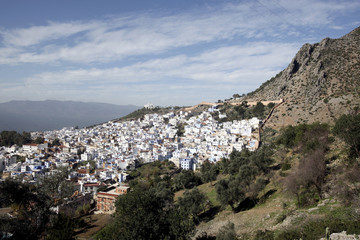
2, 0, 356, 65
1, 21, 102, 47
1, 0, 359, 105
13, 41, 298, 105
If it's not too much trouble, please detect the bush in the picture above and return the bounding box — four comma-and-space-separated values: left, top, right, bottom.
333, 113, 360, 158
254, 229, 274, 240
216, 221, 237, 240
274, 207, 360, 240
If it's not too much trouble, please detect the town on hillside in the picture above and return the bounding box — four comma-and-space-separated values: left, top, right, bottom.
0, 104, 265, 214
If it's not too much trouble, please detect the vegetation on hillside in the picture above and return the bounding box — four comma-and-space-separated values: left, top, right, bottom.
0, 131, 32, 147
213, 101, 275, 122
116, 106, 182, 122
102, 113, 360, 240
0, 168, 82, 239
1, 112, 360, 239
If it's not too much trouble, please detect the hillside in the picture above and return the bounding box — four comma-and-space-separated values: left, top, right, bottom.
0, 100, 140, 132
243, 26, 360, 128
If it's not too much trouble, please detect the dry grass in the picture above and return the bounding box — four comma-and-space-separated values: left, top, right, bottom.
74, 214, 113, 240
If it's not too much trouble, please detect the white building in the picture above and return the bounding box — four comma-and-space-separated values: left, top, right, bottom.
180, 158, 196, 171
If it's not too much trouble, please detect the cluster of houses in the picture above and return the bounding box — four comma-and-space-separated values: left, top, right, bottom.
0, 106, 260, 214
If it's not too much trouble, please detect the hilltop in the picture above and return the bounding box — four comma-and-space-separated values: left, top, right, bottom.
239, 26, 360, 128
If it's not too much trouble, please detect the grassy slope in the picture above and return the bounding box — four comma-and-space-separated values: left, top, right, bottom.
187, 133, 358, 239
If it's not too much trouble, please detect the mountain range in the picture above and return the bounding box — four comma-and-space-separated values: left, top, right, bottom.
0, 100, 140, 132
244, 26, 360, 128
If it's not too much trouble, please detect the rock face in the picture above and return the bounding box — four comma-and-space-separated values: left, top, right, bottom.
319, 231, 360, 240
245, 27, 360, 128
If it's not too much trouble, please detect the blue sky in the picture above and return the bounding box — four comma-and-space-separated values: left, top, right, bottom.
0, 0, 359, 107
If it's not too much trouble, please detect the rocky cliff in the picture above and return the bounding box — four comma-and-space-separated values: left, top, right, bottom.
245, 27, 360, 128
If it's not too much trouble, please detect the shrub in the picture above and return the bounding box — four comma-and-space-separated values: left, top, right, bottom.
254, 229, 274, 240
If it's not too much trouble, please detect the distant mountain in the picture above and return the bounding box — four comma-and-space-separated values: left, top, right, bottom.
244, 26, 360, 128
0, 100, 140, 132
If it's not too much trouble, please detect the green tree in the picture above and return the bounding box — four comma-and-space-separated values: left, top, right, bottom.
200, 160, 218, 185
34, 136, 44, 144
0, 179, 52, 239
154, 181, 174, 206
216, 221, 237, 240
252, 102, 265, 119
178, 188, 208, 223
233, 94, 241, 99
333, 113, 360, 158
267, 102, 276, 109
249, 146, 273, 173
216, 177, 245, 212
96, 187, 194, 240
37, 167, 75, 205
277, 125, 297, 148
173, 170, 202, 190
176, 123, 186, 137
52, 138, 61, 146
46, 213, 76, 240
0, 131, 31, 147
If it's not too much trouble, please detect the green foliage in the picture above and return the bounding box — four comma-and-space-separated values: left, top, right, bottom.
46, 213, 76, 240
254, 229, 274, 240
281, 160, 291, 171
52, 138, 61, 146
249, 146, 274, 173
284, 148, 326, 207
196, 232, 216, 240
277, 122, 329, 151
0, 179, 52, 239
333, 113, 360, 158
225, 149, 250, 174
216, 177, 245, 212
176, 123, 186, 137
75, 203, 91, 217
274, 207, 360, 240
217, 101, 272, 122
276, 126, 297, 148
13, 155, 26, 163
280, 123, 330, 207
127, 160, 176, 189
252, 102, 266, 119
173, 170, 202, 190
34, 136, 45, 144
178, 188, 208, 223
332, 164, 360, 206
153, 181, 174, 205
200, 160, 218, 184
37, 167, 75, 205
267, 102, 276, 109
96, 186, 195, 240
73, 160, 96, 171
215, 146, 273, 211
216, 221, 237, 240
0, 131, 31, 146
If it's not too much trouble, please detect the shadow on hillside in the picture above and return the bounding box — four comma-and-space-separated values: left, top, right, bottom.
235, 197, 257, 212
199, 206, 221, 223
259, 189, 277, 203
74, 220, 96, 235
234, 189, 277, 213
270, 164, 281, 171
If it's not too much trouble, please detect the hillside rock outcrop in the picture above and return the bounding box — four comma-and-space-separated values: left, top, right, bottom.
245, 27, 360, 128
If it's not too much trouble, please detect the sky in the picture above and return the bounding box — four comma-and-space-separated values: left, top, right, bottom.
0, 0, 359, 107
